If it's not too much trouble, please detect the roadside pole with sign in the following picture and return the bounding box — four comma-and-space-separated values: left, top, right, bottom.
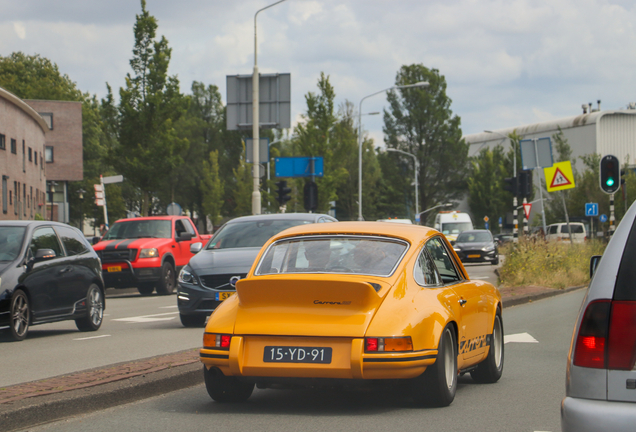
95, 175, 124, 232
484, 216, 489, 231
544, 161, 576, 244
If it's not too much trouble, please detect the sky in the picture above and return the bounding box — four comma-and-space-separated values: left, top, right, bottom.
2, 0, 636, 146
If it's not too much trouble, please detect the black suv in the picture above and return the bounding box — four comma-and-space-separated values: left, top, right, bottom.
0, 221, 105, 341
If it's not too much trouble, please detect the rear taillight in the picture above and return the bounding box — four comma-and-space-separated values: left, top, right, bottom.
608, 302, 636, 370
573, 300, 636, 370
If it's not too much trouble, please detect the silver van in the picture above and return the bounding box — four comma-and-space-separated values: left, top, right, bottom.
546, 222, 587, 243
561, 200, 636, 431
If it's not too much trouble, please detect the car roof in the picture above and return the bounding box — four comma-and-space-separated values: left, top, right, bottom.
0, 220, 75, 228
459, 230, 491, 235
224, 213, 336, 224
266, 221, 437, 243
112, 215, 186, 223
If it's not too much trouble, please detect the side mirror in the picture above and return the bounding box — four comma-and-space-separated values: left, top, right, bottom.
190, 242, 203, 254
177, 232, 193, 242
35, 248, 56, 261
590, 255, 602, 278
92, 237, 100, 245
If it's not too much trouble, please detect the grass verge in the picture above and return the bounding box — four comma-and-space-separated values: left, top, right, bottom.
498, 239, 607, 289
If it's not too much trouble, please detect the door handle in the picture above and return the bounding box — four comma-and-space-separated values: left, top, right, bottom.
59, 266, 73, 274
459, 299, 467, 306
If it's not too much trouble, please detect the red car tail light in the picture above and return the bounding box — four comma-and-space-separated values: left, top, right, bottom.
607, 301, 636, 370
203, 333, 232, 350
573, 300, 610, 369
366, 338, 379, 352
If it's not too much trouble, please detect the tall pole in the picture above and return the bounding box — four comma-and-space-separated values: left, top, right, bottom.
100, 175, 109, 230
485, 130, 518, 242
533, 139, 547, 234
386, 148, 419, 219
358, 82, 428, 221
252, 0, 287, 215
609, 193, 615, 236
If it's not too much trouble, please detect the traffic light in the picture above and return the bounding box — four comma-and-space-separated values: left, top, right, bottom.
304, 181, 318, 212
600, 155, 620, 194
519, 171, 532, 197
504, 177, 518, 196
275, 180, 292, 206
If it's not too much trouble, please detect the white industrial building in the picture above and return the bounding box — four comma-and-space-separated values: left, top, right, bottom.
463, 105, 636, 226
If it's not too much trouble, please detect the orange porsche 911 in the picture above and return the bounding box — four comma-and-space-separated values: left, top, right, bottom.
199, 222, 503, 406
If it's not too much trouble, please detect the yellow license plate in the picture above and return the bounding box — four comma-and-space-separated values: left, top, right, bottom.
468, 254, 480, 258
107, 266, 122, 272
217, 292, 233, 301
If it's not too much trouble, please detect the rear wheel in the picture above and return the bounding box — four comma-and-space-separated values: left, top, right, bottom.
9, 290, 30, 341
137, 284, 155, 296
411, 325, 457, 407
76, 284, 104, 331
203, 366, 254, 403
180, 313, 206, 328
156, 262, 176, 295
471, 312, 504, 383
491, 255, 499, 265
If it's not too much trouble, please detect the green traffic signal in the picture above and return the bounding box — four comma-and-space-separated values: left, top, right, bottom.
606, 177, 615, 187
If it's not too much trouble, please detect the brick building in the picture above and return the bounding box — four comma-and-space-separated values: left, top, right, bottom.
0, 87, 48, 220
24, 99, 83, 223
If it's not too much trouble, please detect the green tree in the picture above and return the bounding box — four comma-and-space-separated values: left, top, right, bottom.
108, 0, 187, 216
467, 145, 509, 228
383, 65, 468, 222
201, 150, 224, 226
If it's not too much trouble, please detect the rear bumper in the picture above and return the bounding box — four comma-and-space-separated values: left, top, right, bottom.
561, 396, 636, 432
200, 335, 437, 381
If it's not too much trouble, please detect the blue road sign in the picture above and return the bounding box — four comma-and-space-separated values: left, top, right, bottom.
498, 217, 502, 224
585, 203, 599, 217
275, 157, 324, 177
485, 222, 489, 230
600, 214, 608, 223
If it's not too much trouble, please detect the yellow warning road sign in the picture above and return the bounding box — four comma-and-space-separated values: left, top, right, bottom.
544, 161, 575, 192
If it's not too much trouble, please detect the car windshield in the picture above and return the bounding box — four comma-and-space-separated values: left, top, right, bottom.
441, 222, 472, 235
256, 236, 408, 277
102, 220, 172, 240
206, 219, 314, 250
457, 232, 492, 243
0, 227, 26, 261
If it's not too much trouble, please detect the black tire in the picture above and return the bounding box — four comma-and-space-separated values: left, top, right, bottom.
155, 262, 176, 295
9, 290, 30, 341
411, 325, 458, 407
180, 313, 206, 328
137, 284, 155, 296
471, 312, 504, 383
76, 284, 105, 332
203, 366, 254, 403
491, 255, 499, 265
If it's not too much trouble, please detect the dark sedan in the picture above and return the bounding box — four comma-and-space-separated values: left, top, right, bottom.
0, 221, 106, 341
177, 213, 337, 327
451, 230, 499, 265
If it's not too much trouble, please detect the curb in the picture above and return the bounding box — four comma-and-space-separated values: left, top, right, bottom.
0, 285, 587, 431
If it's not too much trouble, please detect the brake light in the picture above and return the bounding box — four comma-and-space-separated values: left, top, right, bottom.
607, 302, 636, 370
219, 334, 232, 348
366, 338, 378, 351
573, 300, 610, 368
573, 300, 636, 370
203, 333, 232, 350
365, 337, 412, 352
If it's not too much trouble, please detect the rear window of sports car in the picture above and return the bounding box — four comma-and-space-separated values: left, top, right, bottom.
255, 235, 409, 277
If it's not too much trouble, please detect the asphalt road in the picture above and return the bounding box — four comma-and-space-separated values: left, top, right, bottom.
23, 286, 584, 432
1, 262, 502, 388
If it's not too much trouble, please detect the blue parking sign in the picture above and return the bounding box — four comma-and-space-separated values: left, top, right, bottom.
585, 203, 599, 217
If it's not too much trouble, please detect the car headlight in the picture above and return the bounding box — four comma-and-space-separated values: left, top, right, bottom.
139, 248, 159, 258
482, 245, 495, 252
178, 267, 199, 285
453, 248, 461, 252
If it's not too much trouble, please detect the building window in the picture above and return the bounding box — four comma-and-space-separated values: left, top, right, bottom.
0, 134, 5, 150
45, 146, 54, 163
34, 151, 38, 165
28, 147, 32, 162
23, 140, 25, 172
40, 113, 53, 130
23, 185, 26, 216
2, 176, 7, 214
14, 182, 18, 215
11, 139, 16, 154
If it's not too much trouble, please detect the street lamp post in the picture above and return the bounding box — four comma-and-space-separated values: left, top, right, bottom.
485, 130, 519, 242
358, 81, 429, 221
418, 202, 453, 225
386, 148, 420, 218
252, 0, 288, 216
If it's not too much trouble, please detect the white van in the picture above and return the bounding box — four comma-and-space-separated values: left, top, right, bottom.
434, 211, 474, 242
545, 222, 587, 243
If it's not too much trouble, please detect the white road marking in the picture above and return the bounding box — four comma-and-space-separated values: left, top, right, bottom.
74, 334, 112, 341
504, 332, 538, 344
112, 311, 179, 323
159, 305, 178, 309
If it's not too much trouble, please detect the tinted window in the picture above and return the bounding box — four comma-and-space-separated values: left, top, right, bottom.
548, 225, 559, 234
103, 220, 171, 239
207, 219, 315, 250
614, 216, 636, 301
56, 226, 89, 256
441, 222, 472, 236
30, 227, 64, 258
414, 248, 441, 286
0, 226, 26, 261
256, 236, 408, 277
425, 236, 462, 283
456, 232, 492, 243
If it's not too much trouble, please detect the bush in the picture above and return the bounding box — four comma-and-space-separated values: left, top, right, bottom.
498, 239, 607, 289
